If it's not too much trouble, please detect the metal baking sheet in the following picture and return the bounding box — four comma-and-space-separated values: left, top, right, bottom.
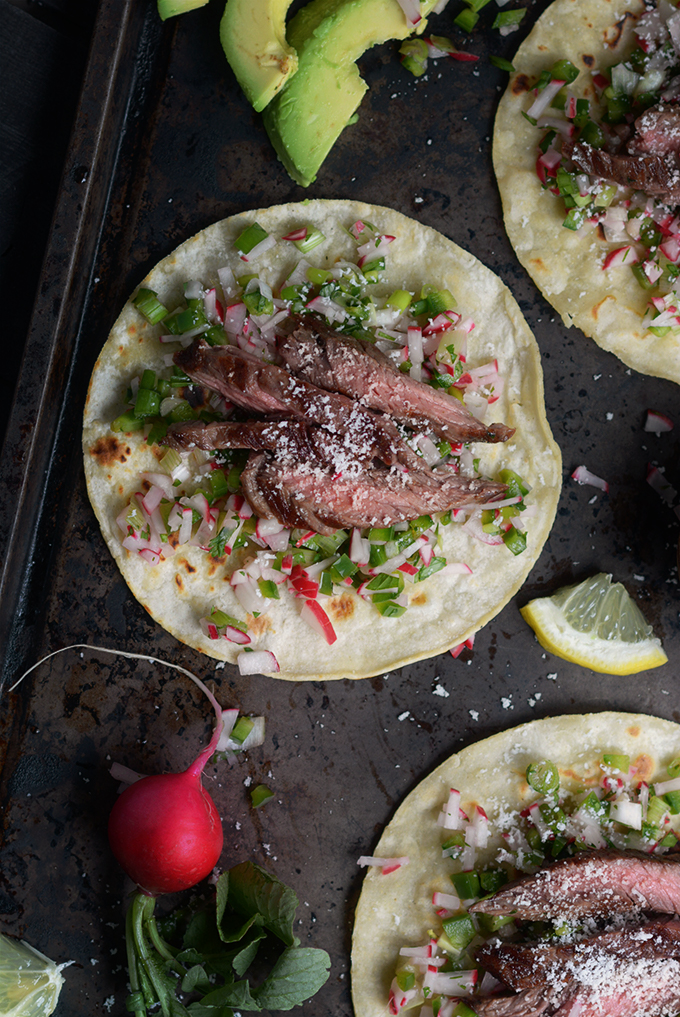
1, 0, 679, 1013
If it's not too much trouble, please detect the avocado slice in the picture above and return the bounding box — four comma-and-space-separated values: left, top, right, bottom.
157, 0, 208, 19
221, 0, 299, 113
262, 0, 438, 187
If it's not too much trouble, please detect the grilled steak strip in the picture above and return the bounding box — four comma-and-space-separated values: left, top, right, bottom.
471, 986, 558, 1017
275, 315, 515, 444
551, 980, 680, 1017
629, 104, 680, 157
563, 140, 680, 202
476, 918, 680, 992
240, 453, 507, 534
469, 849, 680, 920
174, 339, 421, 470
162, 418, 398, 471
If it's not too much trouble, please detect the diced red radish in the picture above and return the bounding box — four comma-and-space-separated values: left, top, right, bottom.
603, 245, 640, 270
645, 410, 674, 434
178, 506, 193, 545
432, 891, 461, 910
238, 234, 277, 262
282, 227, 308, 242
237, 650, 280, 675
642, 260, 663, 285
424, 969, 478, 996
395, 0, 421, 27
139, 548, 161, 565
233, 576, 264, 614
306, 295, 347, 321
463, 514, 505, 545
349, 220, 370, 241
610, 799, 642, 829
571, 465, 609, 492
388, 980, 418, 1015
470, 804, 489, 848
423, 313, 457, 336
217, 265, 238, 302
654, 775, 680, 796
417, 434, 440, 466
350, 527, 371, 564
647, 464, 678, 507
225, 625, 250, 645
535, 115, 575, 138
660, 235, 680, 262
141, 472, 175, 498
357, 233, 395, 267
300, 599, 337, 644
438, 788, 462, 829
528, 78, 566, 119
288, 565, 319, 599
200, 619, 220, 641
419, 544, 435, 567
140, 485, 165, 515
203, 287, 224, 324
357, 854, 410, 870
223, 302, 247, 335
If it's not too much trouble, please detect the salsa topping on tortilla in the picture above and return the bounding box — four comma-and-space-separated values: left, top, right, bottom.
109, 218, 531, 661
527, 0, 680, 336
383, 750, 680, 1016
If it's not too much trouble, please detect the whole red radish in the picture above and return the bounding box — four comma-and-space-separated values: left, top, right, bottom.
109, 669, 225, 896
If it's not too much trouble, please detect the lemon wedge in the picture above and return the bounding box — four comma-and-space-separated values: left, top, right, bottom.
521, 573, 667, 675
0, 935, 68, 1017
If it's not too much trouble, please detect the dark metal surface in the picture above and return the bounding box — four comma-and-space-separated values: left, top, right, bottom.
1, 0, 680, 1013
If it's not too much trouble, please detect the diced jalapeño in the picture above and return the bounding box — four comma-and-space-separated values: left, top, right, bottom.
503, 526, 527, 555
526, 760, 560, 795
235, 222, 269, 255
602, 753, 629, 773
230, 716, 255, 744
550, 59, 579, 84
451, 870, 480, 899
133, 287, 169, 324
440, 914, 476, 951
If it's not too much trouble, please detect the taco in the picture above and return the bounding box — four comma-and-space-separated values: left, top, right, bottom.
494, 0, 680, 384
351, 711, 680, 1017
83, 200, 560, 681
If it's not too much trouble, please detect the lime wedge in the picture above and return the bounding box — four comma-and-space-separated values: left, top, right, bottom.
521, 573, 667, 675
0, 935, 68, 1017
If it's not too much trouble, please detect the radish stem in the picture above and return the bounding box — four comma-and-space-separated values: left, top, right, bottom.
125, 904, 146, 1017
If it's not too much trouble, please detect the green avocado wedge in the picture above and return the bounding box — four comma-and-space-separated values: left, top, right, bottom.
262, 0, 438, 187
157, 0, 209, 19
221, 0, 299, 113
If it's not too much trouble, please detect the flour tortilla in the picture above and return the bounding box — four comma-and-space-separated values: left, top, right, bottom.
83, 200, 561, 681
351, 711, 680, 1017
494, 0, 680, 384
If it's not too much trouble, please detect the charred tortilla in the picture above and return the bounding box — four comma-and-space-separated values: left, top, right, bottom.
493, 0, 680, 384
351, 711, 680, 1016
83, 200, 560, 681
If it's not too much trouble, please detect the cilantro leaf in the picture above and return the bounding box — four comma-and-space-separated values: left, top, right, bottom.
208, 528, 229, 558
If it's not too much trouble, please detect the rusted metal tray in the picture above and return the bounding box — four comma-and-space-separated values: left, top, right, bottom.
1, 0, 679, 1013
